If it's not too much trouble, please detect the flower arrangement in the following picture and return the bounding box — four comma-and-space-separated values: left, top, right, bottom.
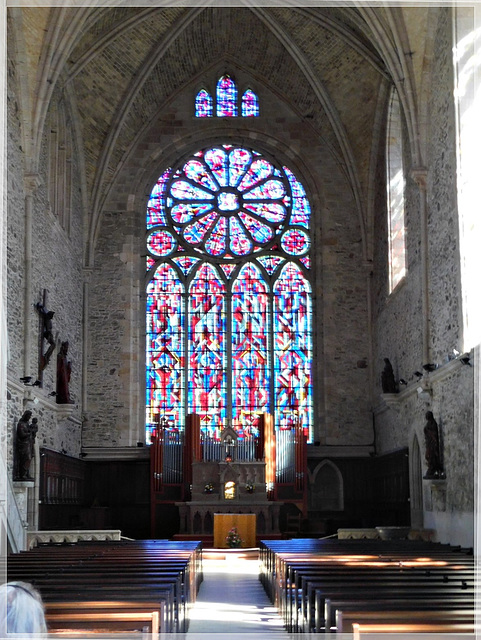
245, 482, 255, 494
204, 482, 214, 494
225, 527, 243, 548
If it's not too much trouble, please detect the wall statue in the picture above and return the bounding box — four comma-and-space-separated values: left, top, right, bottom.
381, 358, 398, 393
56, 340, 72, 404
423, 411, 444, 479
15, 411, 38, 480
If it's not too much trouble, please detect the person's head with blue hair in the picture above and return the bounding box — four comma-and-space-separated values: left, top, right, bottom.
0, 581, 47, 636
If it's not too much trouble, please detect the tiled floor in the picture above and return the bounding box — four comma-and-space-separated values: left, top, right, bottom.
186, 551, 289, 636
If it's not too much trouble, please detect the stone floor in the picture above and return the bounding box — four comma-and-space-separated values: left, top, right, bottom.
186, 549, 289, 637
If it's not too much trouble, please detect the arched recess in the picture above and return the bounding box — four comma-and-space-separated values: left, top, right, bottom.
410, 434, 423, 528
308, 460, 344, 512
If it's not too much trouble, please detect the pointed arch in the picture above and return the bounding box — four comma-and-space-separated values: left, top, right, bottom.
241, 89, 259, 117
309, 460, 344, 511
145, 143, 313, 443
216, 74, 237, 117
195, 89, 213, 117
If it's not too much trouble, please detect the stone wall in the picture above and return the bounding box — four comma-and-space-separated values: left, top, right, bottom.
84, 69, 373, 448
371, 8, 473, 545
6, 33, 85, 473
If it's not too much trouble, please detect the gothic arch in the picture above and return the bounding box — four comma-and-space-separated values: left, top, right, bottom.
309, 460, 344, 512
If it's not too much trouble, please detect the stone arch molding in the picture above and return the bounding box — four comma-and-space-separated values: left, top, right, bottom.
308, 460, 344, 512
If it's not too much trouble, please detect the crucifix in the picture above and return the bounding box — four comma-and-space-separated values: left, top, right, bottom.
35, 289, 56, 382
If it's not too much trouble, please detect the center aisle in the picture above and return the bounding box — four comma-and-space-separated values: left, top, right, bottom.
186, 549, 290, 636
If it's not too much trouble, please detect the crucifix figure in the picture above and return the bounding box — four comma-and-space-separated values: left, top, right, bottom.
36, 290, 56, 373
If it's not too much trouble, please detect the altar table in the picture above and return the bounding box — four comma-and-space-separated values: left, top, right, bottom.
213, 513, 256, 548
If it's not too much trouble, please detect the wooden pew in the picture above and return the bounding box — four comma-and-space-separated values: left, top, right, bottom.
305, 579, 473, 633
259, 538, 475, 635
352, 621, 475, 638
8, 539, 203, 633
45, 599, 165, 635
326, 595, 476, 632
337, 608, 474, 634
282, 560, 473, 630
46, 610, 160, 639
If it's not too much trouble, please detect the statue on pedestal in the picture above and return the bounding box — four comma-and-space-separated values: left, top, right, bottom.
56, 341, 72, 404
423, 411, 444, 478
15, 411, 38, 480
381, 358, 398, 393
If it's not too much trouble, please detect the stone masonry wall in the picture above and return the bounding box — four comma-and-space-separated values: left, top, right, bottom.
6, 40, 85, 472
371, 8, 473, 537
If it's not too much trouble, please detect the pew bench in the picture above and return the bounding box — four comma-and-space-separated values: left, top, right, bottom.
351, 621, 475, 638
312, 585, 475, 634
336, 607, 475, 634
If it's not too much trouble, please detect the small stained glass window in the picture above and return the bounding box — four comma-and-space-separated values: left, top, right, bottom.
195, 89, 213, 117
196, 77, 259, 119
217, 75, 237, 117
241, 89, 259, 117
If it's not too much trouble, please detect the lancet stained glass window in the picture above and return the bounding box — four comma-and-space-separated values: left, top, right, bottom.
146, 144, 313, 443
195, 76, 259, 118
195, 89, 213, 118
241, 89, 259, 117
217, 75, 237, 117
386, 87, 406, 291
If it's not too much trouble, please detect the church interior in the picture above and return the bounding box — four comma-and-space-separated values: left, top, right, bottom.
1, 3, 480, 635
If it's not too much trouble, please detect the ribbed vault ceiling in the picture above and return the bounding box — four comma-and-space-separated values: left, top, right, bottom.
12, 5, 429, 259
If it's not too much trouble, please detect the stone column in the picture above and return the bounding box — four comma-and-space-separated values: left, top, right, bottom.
411, 168, 430, 364
23, 174, 41, 379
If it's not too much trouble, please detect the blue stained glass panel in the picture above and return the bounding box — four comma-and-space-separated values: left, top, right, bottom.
243, 179, 285, 200
170, 180, 215, 201
230, 217, 252, 255
219, 263, 237, 278
238, 211, 273, 244
184, 160, 218, 192
257, 255, 285, 275
183, 211, 218, 245
147, 230, 176, 257
204, 147, 228, 187
170, 203, 214, 224
232, 263, 269, 435
241, 89, 259, 117
244, 203, 286, 223
283, 166, 311, 228
171, 255, 200, 275
205, 216, 227, 256
146, 264, 184, 443
273, 263, 312, 441
228, 148, 252, 186
147, 169, 171, 229
188, 264, 226, 434
195, 89, 213, 117
280, 228, 310, 256
238, 159, 273, 192
217, 75, 238, 117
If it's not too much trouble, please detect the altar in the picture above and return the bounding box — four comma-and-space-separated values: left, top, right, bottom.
151, 414, 307, 539
213, 513, 256, 548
